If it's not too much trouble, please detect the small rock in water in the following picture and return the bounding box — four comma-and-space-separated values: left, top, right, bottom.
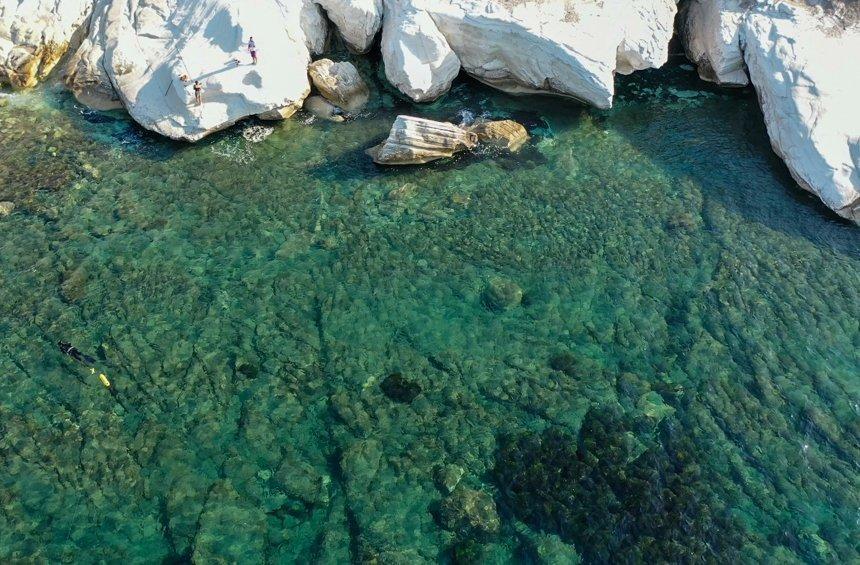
387, 183, 418, 200
435, 464, 465, 493
380, 372, 421, 403
680, 64, 695, 72
482, 277, 523, 312
242, 125, 274, 143
468, 120, 529, 151
0, 201, 15, 217
438, 487, 500, 538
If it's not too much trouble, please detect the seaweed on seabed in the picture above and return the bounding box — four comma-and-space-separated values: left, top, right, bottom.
494, 405, 749, 563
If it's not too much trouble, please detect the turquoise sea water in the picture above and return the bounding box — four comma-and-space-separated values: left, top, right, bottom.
0, 59, 858, 563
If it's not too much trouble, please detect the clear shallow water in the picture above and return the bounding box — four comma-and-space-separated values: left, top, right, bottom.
0, 60, 858, 563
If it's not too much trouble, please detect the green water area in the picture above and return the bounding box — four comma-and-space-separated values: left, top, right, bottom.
0, 59, 858, 563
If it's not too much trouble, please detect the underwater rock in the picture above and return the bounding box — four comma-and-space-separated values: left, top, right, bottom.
482, 277, 523, 312
386, 182, 418, 200
308, 58, 370, 112
435, 464, 465, 494
380, 372, 421, 403
0, 0, 92, 88
468, 120, 529, 152
438, 487, 500, 538
303, 95, 346, 122
0, 201, 14, 217
548, 352, 577, 376
367, 115, 478, 165
495, 408, 745, 562
340, 439, 382, 489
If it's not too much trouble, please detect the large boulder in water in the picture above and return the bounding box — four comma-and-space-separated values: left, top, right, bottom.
367, 115, 478, 165
308, 58, 370, 112
0, 0, 93, 88
681, 0, 860, 222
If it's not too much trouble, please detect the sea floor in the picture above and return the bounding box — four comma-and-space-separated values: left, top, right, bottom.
0, 60, 858, 563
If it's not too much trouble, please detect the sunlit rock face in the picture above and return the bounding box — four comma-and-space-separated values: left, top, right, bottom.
64, 0, 320, 141
383, 0, 677, 107
0, 0, 93, 88
682, 0, 860, 221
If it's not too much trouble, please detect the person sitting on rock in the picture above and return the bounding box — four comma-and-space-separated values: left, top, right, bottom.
248, 37, 257, 65
193, 81, 203, 106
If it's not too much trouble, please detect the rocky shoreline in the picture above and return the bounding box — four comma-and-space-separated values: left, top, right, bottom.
1, 0, 857, 221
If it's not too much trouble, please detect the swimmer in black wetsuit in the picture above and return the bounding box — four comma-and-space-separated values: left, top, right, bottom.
58, 341, 95, 365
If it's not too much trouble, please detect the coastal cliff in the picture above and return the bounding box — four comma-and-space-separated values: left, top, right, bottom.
1, 0, 857, 221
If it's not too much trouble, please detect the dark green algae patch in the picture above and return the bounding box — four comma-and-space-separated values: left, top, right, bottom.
0, 59, 858, 563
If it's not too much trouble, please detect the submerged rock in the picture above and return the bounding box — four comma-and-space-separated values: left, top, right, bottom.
435, 464, 465, 494
0, 201, 14, 217
681, 0, 860, 222
469, 120, 529, 152
438, 487, 500, 538
367, 115, 478, 165
380, 372, 421, 403
308, 58, 369, 112
303, 95, 345, 122
482, 277, 523, 312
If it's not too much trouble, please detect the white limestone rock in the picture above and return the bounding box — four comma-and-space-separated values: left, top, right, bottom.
66, 0, 320, 141
63, 0, 122, 110
743, 2, 860, 221
314, 0, 383, 53
394, 0, 675, 108
381, 0, 460, 102
0, 0, 93, 88
367, 115, 478, 165
682, 0, 860, 221
679, 0, 749, 86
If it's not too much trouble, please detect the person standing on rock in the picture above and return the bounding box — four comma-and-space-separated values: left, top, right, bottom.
248, 37, 257, 65
193, 80, 203, 106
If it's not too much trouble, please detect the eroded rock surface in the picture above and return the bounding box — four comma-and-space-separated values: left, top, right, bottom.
0, 0, 93, 88
367, 115, 478, 165
469, 119, 529, 151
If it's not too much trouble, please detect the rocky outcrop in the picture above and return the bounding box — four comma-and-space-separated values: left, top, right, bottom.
0, 0, 93, 88
308, 58, 369, 112
393, 0, 678, 108
64, 0, 322, 141
367, 115, 478, 165
682, 0, 860, 221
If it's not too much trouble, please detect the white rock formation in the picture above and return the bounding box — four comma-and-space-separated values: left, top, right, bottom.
65, 0, 323, 141
314, 0, 382, 53
367, 115, 478, 164
0, 0, 93, 88
391, 0, 678, 108
682, 0, 860, 221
